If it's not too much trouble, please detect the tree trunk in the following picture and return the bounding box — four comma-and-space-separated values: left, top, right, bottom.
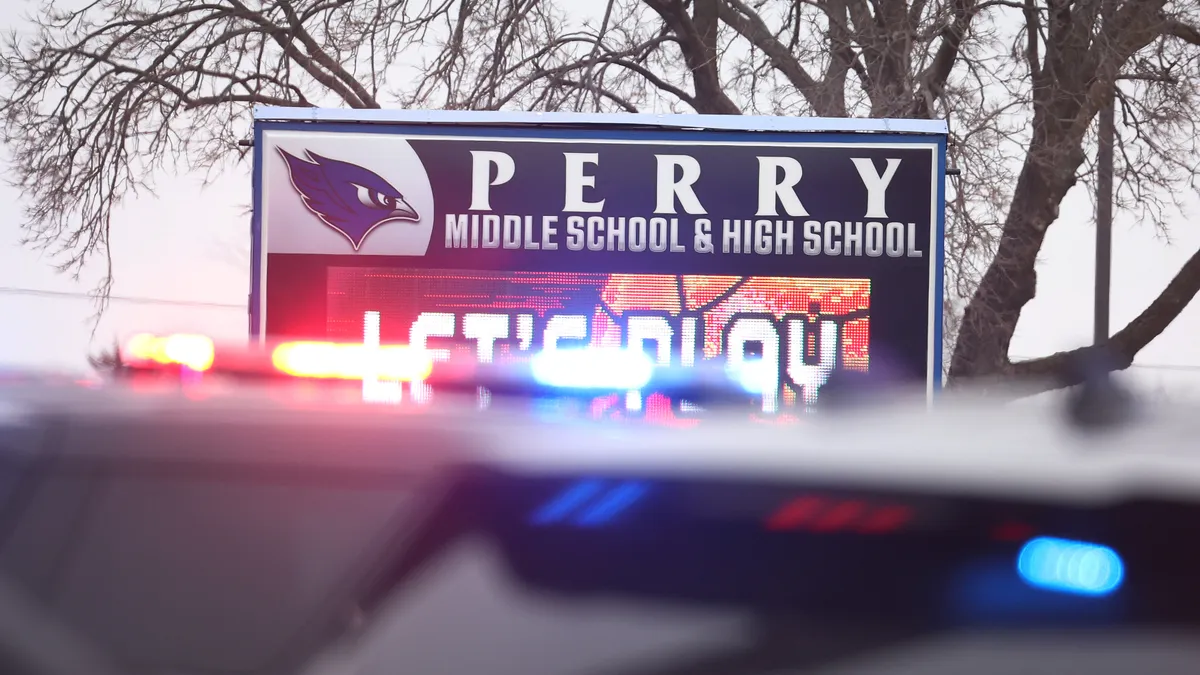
948, 122, 1087, 380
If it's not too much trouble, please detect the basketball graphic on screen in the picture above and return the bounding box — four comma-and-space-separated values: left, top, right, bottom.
587, 274, 870, 415
590, 274, 869, 362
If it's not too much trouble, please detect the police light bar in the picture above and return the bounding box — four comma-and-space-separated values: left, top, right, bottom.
434, 347, 759, 407
117, 333, 759, 409
119, 333, 434, 383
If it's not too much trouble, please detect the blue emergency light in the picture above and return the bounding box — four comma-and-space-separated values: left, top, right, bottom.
1017, 536, 1125, 597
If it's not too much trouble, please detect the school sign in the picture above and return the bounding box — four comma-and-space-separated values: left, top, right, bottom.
250, 108, 947, 413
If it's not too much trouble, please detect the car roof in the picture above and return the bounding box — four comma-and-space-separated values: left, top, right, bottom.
2, 375, 1198, 505
483, 389, 1200, 503
0, 378, 478, 473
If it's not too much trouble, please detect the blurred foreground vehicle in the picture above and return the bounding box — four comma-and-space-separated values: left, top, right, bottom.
0, 340, 1199, 675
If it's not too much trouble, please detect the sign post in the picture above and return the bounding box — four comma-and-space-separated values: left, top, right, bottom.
251, 108, 947, 416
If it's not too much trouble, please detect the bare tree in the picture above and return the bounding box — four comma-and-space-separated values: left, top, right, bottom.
1, 0, 1198, 391
87, 340, 126, 377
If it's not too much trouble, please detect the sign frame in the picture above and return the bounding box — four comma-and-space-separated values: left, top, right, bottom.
249, 107, 949, 400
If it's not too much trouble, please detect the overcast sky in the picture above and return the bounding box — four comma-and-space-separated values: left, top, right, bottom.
0, 4, 1197, 397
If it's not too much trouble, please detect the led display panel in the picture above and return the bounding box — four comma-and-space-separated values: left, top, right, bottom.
252, 110, 947, 414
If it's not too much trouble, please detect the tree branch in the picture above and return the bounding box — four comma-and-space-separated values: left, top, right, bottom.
1164, 19, 1200, 46
642, 0, 741, 114
548, 76, 640, 112
1008, 243, 1200, 391
715, 0, 837, 115
224, 0, 374, 108
598, 56, 698, 108
820, 0, 853, 116
911, 0, 977, 117
1023, 0, 1042, 83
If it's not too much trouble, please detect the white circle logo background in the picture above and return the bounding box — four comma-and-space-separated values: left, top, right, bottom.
262, 130, 436, 256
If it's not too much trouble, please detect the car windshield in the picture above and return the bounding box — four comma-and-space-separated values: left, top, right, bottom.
304, 537, 1200, 675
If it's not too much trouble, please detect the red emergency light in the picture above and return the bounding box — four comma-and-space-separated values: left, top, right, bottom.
765, 495, 915, 534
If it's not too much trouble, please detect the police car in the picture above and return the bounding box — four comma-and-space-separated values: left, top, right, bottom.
1, 335, 1199, 675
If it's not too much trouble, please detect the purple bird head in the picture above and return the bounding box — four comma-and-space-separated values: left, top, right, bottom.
278, 148, 420, 250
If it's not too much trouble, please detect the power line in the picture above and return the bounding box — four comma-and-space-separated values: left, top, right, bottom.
0, 286, 244, 310
3, 288, 1198, 371
1124, 363, 1200, 373
1011, 356, 1200, 373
